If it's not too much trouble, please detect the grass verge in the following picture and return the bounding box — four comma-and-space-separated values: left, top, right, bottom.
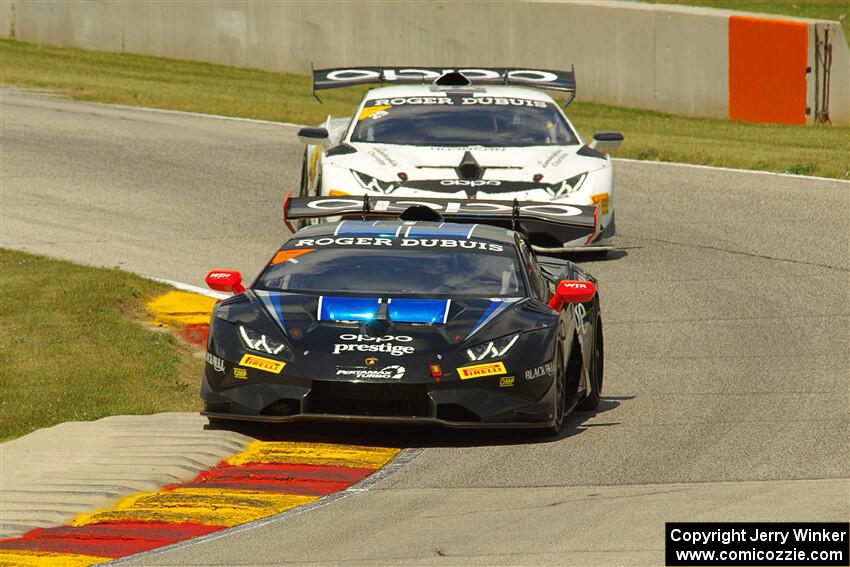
1, 39, 848, 179
0, 249, 202, 441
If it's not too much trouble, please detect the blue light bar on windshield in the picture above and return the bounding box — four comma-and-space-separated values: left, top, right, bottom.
317, 297, 449, 324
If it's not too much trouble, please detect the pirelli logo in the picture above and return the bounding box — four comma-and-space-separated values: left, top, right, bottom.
458, 361, 507, 380
239, 354, 286, 374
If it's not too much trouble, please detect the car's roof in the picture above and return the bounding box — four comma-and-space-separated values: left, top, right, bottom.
287, 220, 517, 247
361, 84, 556, 102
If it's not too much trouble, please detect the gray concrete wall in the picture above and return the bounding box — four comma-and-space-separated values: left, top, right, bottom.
0, 0, 847, 123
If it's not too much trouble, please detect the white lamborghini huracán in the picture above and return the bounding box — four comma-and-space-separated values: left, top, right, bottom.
297, 67, 622, 253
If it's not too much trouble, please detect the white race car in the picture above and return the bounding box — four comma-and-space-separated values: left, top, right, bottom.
297, 67, 622, 252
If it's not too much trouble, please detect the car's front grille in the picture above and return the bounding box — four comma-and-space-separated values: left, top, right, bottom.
307, 381, 431, 418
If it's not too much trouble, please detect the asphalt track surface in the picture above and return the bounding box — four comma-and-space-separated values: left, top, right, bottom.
2, 89, 848, 566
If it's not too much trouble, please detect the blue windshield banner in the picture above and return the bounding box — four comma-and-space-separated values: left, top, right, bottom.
318, 296, 449, 324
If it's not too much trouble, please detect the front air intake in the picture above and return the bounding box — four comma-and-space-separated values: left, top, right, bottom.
456, 151, 483, 180
436, 404, 480, 423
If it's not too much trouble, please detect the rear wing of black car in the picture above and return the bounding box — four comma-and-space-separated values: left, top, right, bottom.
282, 194, 600, 252
312, 66, 576, 105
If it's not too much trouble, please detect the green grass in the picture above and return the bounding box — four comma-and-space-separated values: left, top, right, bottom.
1, 39, 848, 178
0, 39, 366, 125
0, 249, 202, 440
642, 0, 850, 46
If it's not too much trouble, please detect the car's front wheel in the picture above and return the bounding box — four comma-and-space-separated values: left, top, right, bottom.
298, 147, 308, 196
539, 319, 570, 436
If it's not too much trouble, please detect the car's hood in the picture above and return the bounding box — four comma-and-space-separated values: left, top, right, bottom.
331, 143, 608, 185
255, 291, 531, 352
212, 290, 559, 383
255, 291, 557, 382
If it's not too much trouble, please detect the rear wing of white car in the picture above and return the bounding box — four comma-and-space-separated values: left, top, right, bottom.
311, 66, 577, 105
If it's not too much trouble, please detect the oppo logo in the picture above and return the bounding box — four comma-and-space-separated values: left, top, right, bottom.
307, 198, 583, 218
440, 180, 501, 187
339, 334, 413, 343
325, 68, 559, 83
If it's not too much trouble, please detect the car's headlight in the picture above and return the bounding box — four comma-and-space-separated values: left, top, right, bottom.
353, 170, 397, 194
238, 325, 287, 355
544, 172, 587, 197
466, 334, 520, 362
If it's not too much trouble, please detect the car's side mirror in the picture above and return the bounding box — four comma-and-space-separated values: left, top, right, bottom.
205, 270, 245, 294
297, 127, 331, 148
589, 131, 623, 153
548, 280, 596, 311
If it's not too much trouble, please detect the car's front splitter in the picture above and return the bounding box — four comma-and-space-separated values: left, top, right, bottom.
201, 371, 557, 428
201, 410, 555, 430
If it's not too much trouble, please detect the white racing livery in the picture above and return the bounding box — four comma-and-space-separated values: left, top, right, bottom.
297, 67, 623, 253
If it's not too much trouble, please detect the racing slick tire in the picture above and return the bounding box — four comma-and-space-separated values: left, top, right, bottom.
298, 147, 309, 196
578, 314, 603, 411
291, 148, 315, 230
539, 319, 581, 437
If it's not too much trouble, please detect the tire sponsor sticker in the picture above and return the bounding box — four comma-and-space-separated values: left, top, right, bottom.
239, 354, 286, 374
458, 361, 507, 380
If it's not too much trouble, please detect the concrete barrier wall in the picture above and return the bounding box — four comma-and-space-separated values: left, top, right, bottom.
0, 0, 847, 124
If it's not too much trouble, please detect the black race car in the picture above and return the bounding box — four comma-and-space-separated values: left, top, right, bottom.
202, 196, 603, 435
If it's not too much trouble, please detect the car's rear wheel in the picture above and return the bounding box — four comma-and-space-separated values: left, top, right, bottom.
578, 315, 603, 411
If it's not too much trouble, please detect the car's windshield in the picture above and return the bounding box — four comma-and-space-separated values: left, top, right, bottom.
256, 234, 525, 297
349, 95, 577, 147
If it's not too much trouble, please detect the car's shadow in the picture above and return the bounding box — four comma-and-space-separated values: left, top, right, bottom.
206, 395, 629, 449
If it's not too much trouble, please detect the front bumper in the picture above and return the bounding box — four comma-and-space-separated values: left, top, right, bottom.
201, 372, 556, 429
202, 411, 554, 429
